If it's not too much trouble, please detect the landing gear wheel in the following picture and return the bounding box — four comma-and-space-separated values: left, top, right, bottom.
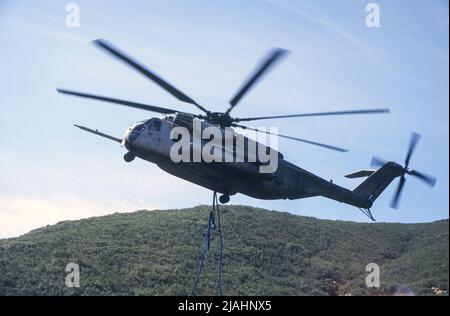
124, 152, 135, 162
219, 194, 230, 204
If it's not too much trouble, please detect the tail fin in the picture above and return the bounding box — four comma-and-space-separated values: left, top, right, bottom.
345, 170, 375, 179
353, 162, 404, 205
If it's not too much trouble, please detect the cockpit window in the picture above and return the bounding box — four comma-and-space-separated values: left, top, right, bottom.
148, 119, 161, 133
134, 123, 146, 132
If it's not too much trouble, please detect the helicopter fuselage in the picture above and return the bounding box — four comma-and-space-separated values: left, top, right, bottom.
123, 115, 372, 208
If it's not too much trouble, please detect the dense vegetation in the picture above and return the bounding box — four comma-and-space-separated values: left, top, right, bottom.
0, 205, 448, 296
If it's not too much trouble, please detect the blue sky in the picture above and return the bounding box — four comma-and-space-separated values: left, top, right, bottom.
0, 0, 448, 237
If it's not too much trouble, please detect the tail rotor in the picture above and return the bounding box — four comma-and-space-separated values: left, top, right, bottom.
371, 132, 437, 209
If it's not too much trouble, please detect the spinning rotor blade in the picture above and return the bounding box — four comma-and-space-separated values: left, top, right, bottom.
391, 176, 406, 209
371, 156, 387, 168
226, 48, 289, 115
405, 132, 420, 168
57, 89, 180, 114
408, 170, 437, 187
233, 108, 390, 123
371, 132, 437, 209
232, 124, 348, 152
363, 132, 437, 209
93, 39, 210, 114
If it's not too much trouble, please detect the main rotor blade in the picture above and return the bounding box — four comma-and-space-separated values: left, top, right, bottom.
233, 108, 390, 122
391, 176, 406, 209
57, 88, 180, 114
232, 124, 348, 152
371, 156, 387, 168
405, 132, 421, 168
408, 170, 437, 187
93, 39, 210, 114
226, 48, 289, 115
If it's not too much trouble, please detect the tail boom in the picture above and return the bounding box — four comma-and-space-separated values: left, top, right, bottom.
353, 161, 404, 205
319, 161, 404, 210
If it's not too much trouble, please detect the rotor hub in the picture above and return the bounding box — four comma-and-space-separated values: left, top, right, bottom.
207, 112, 233, 128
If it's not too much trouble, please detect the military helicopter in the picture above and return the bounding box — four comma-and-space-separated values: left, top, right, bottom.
57, 39, 437, 220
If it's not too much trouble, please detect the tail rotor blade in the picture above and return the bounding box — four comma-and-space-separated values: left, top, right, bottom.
371, 156, 386, 168
372, 132, 435, 209
405, 132, 421, 168
409, 170, 437, 187
391, 176, 406, 209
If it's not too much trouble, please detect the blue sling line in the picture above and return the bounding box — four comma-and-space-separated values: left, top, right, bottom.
190, 191, 224, 296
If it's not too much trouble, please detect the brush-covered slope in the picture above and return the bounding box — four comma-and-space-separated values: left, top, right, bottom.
0, 205, 448, 296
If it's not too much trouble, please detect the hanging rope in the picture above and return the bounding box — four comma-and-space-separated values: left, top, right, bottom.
214, 192, 224, 295
190, 209, 215, 296
190, 191, 224, 296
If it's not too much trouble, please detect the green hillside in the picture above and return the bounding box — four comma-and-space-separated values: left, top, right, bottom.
0, 205, 448, 296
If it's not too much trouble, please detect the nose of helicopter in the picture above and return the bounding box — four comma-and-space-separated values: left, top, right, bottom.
119, 128, 130, 150
122, 123, 145, 146
122, 127, 140, 151
122, 128, 132, 142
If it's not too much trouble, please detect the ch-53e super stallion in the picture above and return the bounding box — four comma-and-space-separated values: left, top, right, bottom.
57, 39, 436, 220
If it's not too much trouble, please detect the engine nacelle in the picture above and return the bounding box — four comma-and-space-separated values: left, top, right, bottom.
171, 112, 195, 130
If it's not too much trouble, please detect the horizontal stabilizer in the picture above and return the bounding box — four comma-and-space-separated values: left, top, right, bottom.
74, 124, 122, 143
345, 170, 375, 179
